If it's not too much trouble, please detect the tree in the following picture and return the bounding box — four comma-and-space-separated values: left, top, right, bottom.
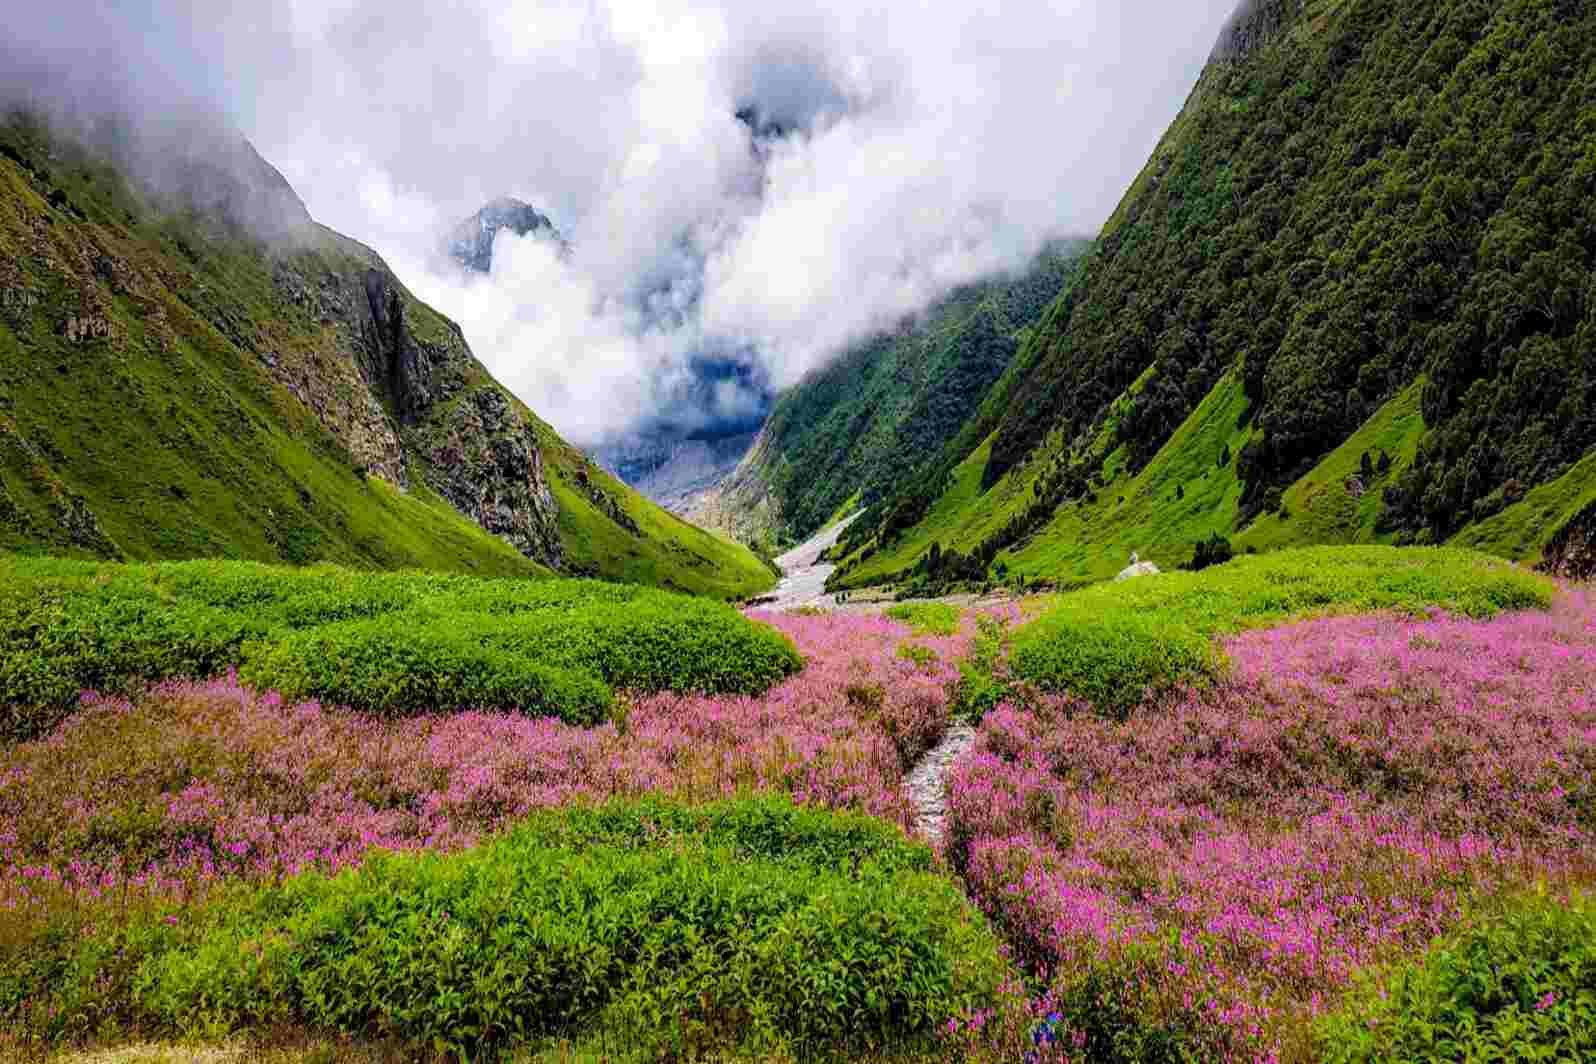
1187, 533, 1235, 571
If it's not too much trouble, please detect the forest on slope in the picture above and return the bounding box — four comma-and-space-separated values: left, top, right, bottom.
0, 111, 774, 598
695, 242, 1085, 549
832, 0, 1596, 588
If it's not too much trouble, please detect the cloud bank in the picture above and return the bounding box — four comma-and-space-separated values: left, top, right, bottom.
3, 0, 1239, 448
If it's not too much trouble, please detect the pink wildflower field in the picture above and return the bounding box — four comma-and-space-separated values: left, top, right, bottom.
0, 610, 977, 905
948, 590, 1596, 1058
3, 579, 1594, 1060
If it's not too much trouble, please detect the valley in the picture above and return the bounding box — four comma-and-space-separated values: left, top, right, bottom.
3, 0, 1595, 1060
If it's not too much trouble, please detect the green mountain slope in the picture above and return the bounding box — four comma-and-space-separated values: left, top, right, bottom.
693, 243, 1085, 549
0, 111, 773, 598
834, 0, 1596, 587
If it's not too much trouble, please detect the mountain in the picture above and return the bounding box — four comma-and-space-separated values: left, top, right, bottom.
447, 197, 770, 514
0, 110, 775, 598
690, 242, 1087, 551
446, 197, 560, 273
446, 196, 561, 273
829, 0, 1596, 590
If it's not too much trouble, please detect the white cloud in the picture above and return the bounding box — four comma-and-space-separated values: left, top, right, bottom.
3, 0, 1241, 446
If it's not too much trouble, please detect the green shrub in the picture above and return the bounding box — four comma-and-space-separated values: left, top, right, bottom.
1317, 890, 1596, 1063
1012, 547, 1551, 715
238, 621, 613, 724
0, 554, 802, 734
0, 798, 1003, 1059
1012, 612, 1218, 720
1043, 935, 1239, 1064
885, 601, 962, 636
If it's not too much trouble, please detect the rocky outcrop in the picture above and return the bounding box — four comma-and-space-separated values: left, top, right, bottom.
448, 197, 561, 274
422, 387, 564, 566
268, 239, 568, 568
1116, 555, 1162, 582
1209, 0, 1306, 63
1539, 500, 1596, 581
357, 268, 453, 424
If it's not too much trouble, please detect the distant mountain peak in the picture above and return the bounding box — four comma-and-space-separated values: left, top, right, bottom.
447, 196, 561, 273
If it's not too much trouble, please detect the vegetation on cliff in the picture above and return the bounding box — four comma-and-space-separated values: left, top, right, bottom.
830, 0, 1596, 590
0, 111, 774, 598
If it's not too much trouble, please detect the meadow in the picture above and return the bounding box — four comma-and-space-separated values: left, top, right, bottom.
1, 545, 1591, 1061
0, 555, 801, 740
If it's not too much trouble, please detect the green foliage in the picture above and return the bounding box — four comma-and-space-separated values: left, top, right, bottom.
1010, 546, 1550, 715
884, 602, 961, 636
1185, 533, 1235, 572
1317, 890, 1596, 1063
1452, 445, 1596, 567
0, 112, 773, 600
986, 0, 1596, 547
1237, 376, 1428, 553
0, 554, 800, 738
2, 799, 1009, 1060
847, 0, 1596, 589
1013, 611, 1219, 720
743, 242, 1086, 546
238, 622, 613, 724
1045, 935, 1239, 1064
952, 614, 1015, 722
837, 371, 1252, 590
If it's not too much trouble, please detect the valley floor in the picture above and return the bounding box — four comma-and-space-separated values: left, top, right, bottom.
4, 548, 1592, 1061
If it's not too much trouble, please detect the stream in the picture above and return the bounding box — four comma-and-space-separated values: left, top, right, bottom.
767, 513, 972, 843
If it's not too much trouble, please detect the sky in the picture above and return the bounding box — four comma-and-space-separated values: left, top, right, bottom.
2, 0, 1240, 448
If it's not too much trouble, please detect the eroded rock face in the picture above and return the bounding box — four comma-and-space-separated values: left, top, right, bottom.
423, 387, 564, 567
1540, 500, 1596, 581
1210, 0, 1306, 62
267, 244, 567, 569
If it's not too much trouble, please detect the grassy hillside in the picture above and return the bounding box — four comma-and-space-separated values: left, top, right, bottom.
708, 243, 1085, 548
834, 0, 1596, 588
0, 111, 773, 598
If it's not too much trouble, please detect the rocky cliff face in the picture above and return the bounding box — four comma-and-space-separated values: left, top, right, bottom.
271, 238, 566, 567
1209, 0, 1306, 63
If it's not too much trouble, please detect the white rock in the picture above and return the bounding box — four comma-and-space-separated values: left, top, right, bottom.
1116, 560, 1162, 582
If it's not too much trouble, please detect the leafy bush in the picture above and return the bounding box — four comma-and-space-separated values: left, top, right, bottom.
1013, 612, 1218, 719
2, 798, 1007, 1059
1185, 532, 1234, 572
238, 621, 612, 724
0, 555, 801, 738
1012, 546, 1551, 714
1317, 890, 1596, 1063
885, 601, 962, 636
